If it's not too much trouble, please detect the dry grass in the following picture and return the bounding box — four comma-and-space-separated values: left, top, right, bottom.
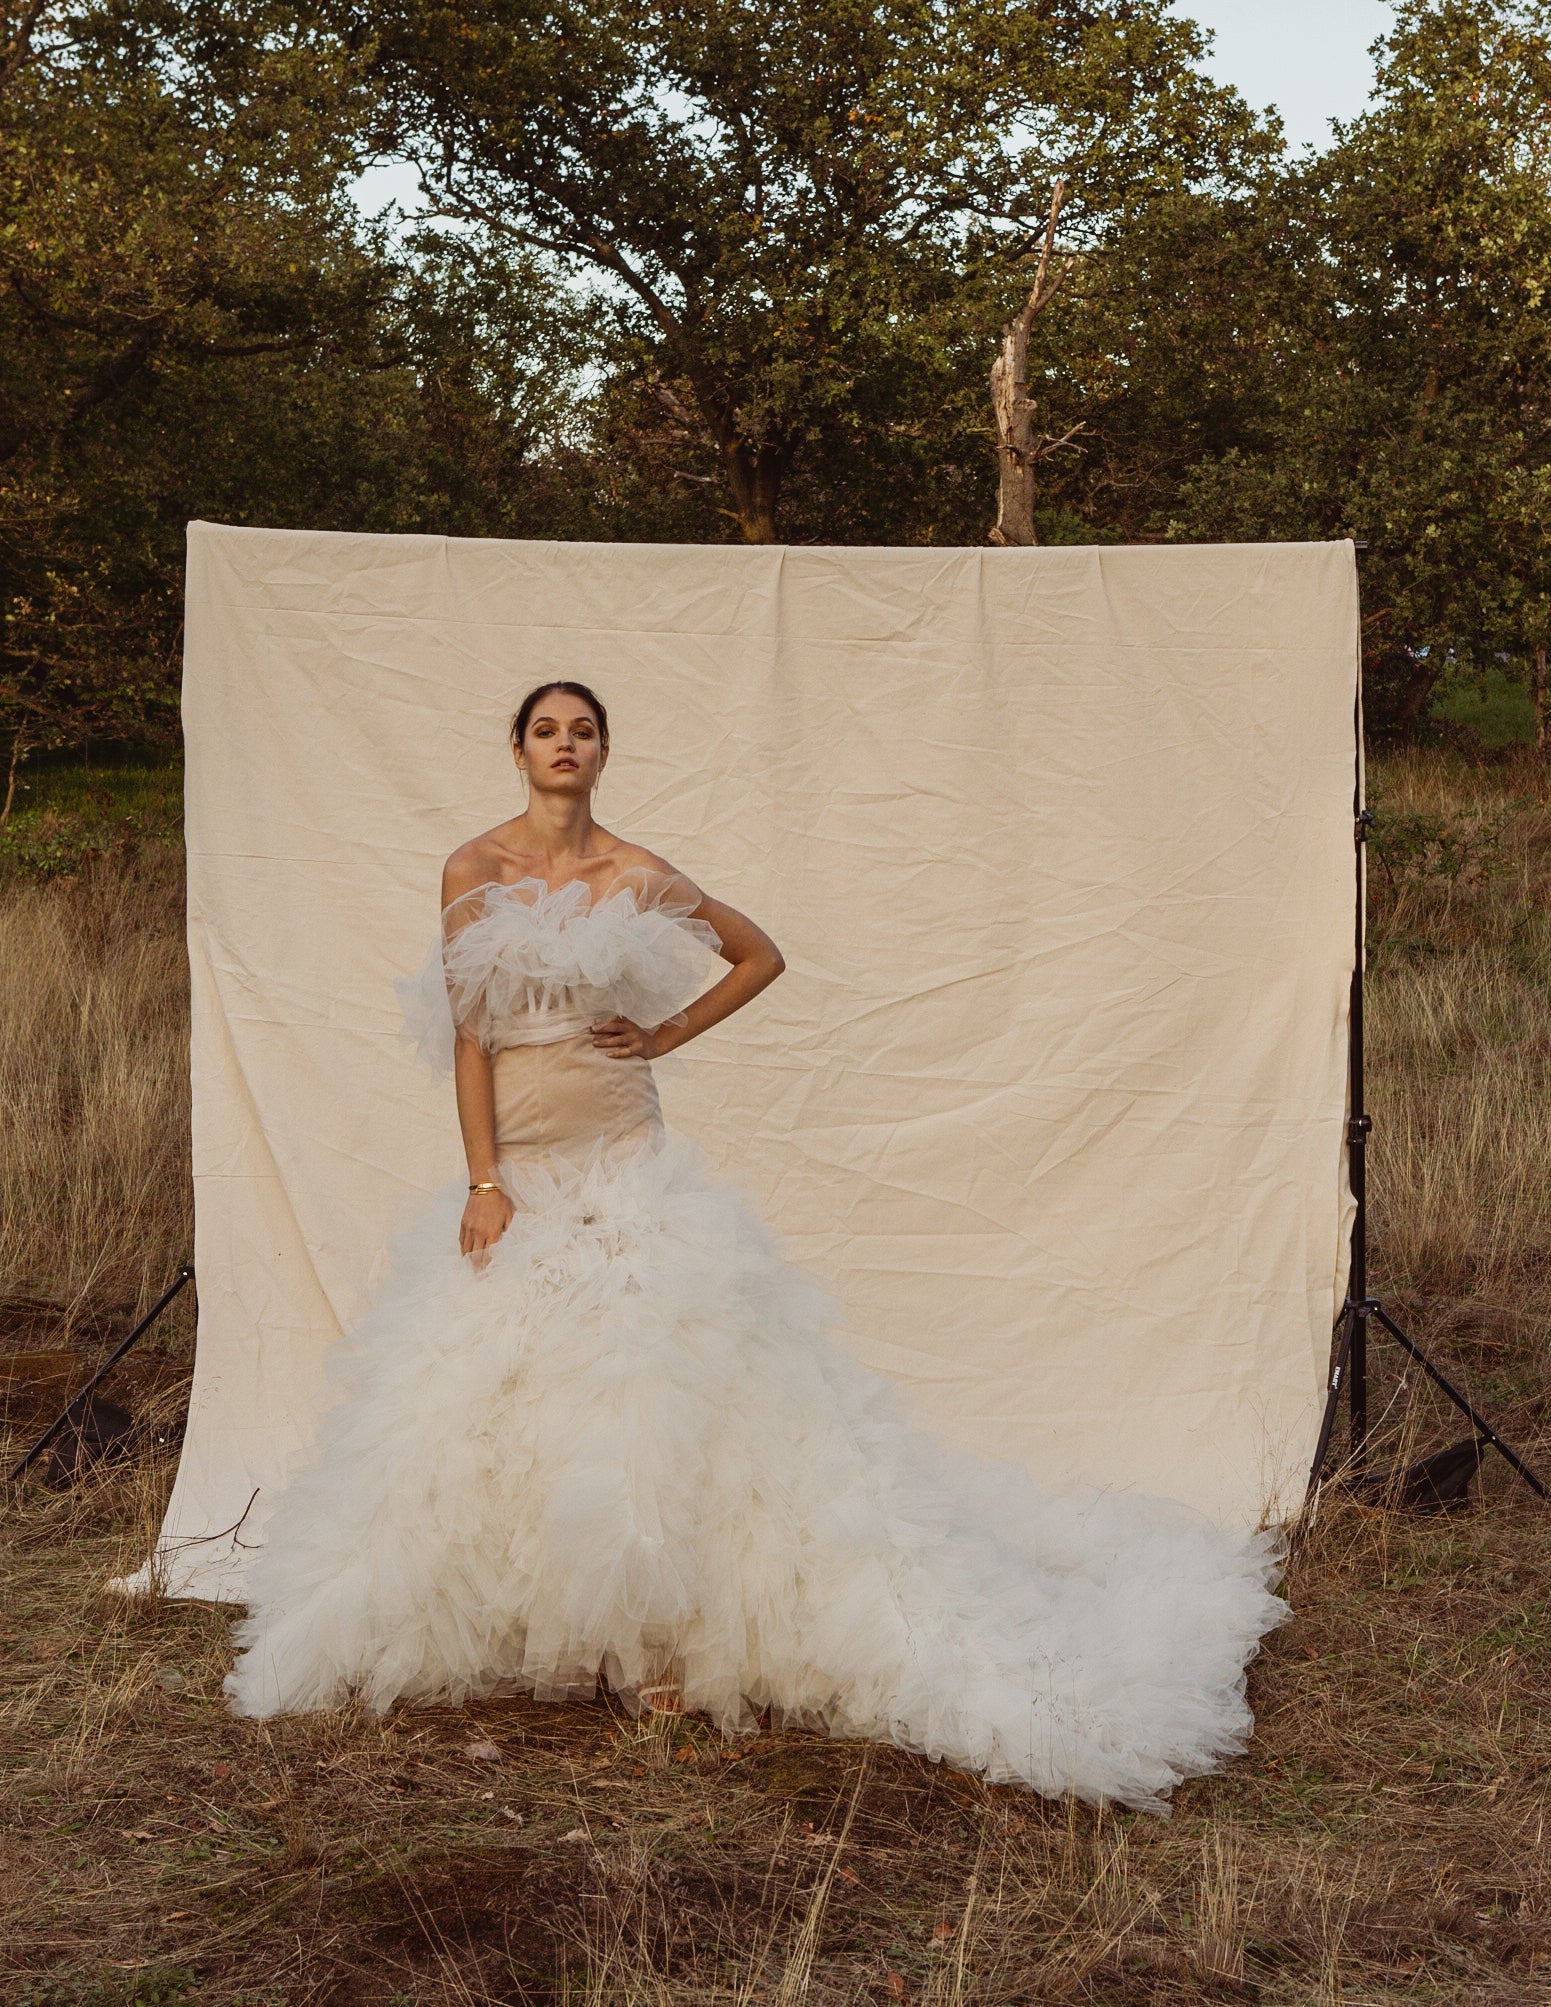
1366, 750, 1551, 1421
0, 843, 193, 1344
2, 751, 1551, 2004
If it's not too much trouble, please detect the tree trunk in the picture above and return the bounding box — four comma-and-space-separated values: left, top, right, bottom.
989, 321, 1040, 547
1534, 644, 1548, 755
1390, 650, 1442, 739
723, 436, 786, 544
1, 732, 25, 827
987, 181, 1073, 549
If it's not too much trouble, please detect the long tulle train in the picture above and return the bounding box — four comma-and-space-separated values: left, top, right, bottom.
223, 1134, 1288, 1813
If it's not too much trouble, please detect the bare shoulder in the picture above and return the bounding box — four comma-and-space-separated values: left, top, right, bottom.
606, 840, 705, 902
607, 839, 681, 880
441, 832, 505, 907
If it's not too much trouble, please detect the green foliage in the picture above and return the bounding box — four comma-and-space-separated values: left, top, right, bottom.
0, 0, 595, 763
15, 1972, 198, 2007
1, 0, 379, 751
1160, 0, 1551, 737
0, 748, 181, 877
1368, 803, 1511, 891
343, 0, 1276, 544
1431, 669, 1537, 748
4, 0, 1550, 750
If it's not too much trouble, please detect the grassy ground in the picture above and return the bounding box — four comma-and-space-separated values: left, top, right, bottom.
2, 750, 1550, 2004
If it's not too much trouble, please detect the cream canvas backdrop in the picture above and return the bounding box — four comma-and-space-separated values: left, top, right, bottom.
140, 523, 1358, 1601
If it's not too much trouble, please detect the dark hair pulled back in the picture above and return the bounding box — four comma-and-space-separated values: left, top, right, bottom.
510, 680, 609, 752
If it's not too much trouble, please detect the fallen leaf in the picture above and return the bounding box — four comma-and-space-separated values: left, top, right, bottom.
559, 1826, 588, 1844
932, 1921, 955, 1941
885, 1975, 907, 2003
464, 1740, 502, 1764
211, 1763, 230, 1781
675, 1744, 697, 1763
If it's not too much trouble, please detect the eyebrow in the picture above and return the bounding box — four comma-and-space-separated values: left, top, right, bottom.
530, 712, 597, 728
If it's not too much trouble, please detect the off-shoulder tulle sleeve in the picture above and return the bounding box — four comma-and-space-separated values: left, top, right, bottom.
393, 925, 465, 1077
596, 867, 722, 1028
393, 869, 723, 1076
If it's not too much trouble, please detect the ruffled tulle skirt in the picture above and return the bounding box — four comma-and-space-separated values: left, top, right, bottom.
223, 1131, 1289, 1812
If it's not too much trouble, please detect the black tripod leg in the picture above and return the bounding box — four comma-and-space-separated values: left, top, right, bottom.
1370, 1304, 1550, 1506
1349, 1290, 1369, 1469
1306, 1299, 1362, 1501
5, 1264, 195, 1488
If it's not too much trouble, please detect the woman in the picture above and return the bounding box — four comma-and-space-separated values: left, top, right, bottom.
225, 680, 1288, 1812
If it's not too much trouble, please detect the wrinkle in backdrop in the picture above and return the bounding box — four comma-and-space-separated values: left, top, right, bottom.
142, 526, 1357, 1599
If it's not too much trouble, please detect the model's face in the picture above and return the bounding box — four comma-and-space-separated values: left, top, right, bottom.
516, 701, 606, 797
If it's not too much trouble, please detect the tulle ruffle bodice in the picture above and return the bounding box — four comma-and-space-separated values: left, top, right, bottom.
397, 867, 722, 1071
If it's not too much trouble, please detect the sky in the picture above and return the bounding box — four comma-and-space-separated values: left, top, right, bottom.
350, 1, 1397, 222
1170, 0, 1394, 152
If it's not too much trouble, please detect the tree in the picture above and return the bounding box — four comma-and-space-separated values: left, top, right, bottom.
988, 180, 1084, 546
1163, 0, 1551, 737
345, 0, 1274, 544
0, 0, 591, 775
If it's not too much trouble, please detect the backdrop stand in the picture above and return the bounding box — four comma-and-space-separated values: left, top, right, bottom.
1305, 723, 1548, 1511
4, 1264, 196, 1489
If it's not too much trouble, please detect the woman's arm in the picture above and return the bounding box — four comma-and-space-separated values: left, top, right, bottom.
441, 854, 515, 1265
591, 891, 785, 1062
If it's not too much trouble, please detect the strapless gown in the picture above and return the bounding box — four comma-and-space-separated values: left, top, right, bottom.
223, 871, 1289, 1813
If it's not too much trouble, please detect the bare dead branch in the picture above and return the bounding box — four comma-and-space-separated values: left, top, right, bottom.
1031, 178, 1065, 307
651, 383, 702, 434
989, 181, 1080, 546
1030, 420, 1087, 462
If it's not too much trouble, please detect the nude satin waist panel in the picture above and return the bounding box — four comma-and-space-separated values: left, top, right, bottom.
491, 1034, 662, 1162
490, 1009, 598, 1049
